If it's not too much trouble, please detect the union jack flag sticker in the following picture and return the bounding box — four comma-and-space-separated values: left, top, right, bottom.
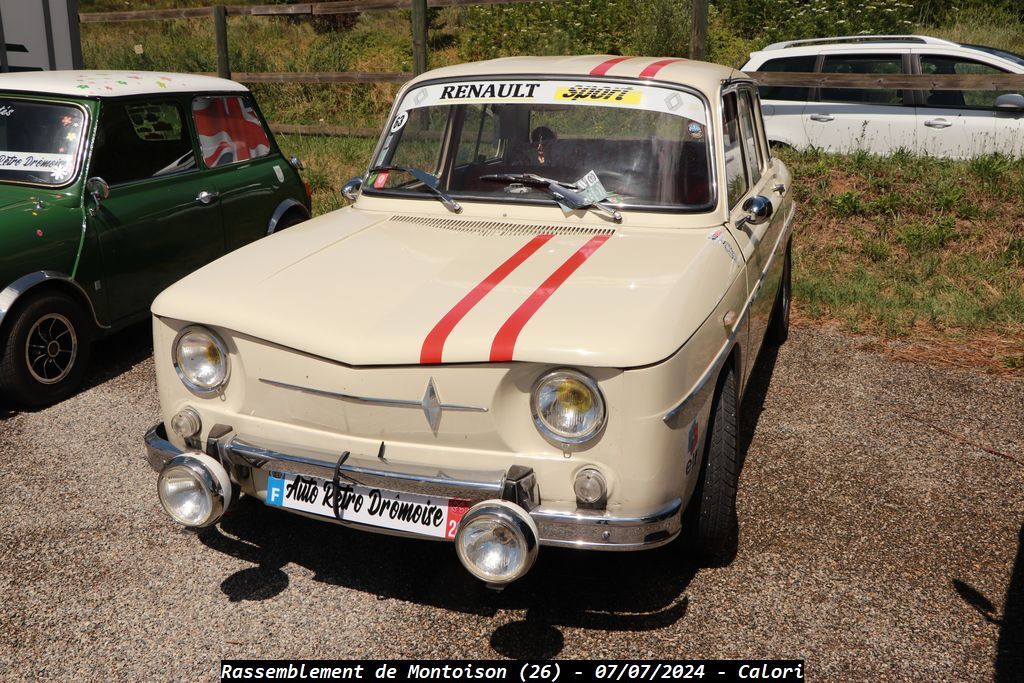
192, 96, 270, 168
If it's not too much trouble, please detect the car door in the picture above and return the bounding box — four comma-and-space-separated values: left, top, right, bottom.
721, 86, 785, 379
86, 96, 224, 324
804, 52, 917, 154
190, 94, 292, 252
912, 52, 1011, 158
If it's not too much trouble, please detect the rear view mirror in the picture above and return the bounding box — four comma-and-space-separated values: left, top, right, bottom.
994, 94, 1024, 112
86, 177, 110, 215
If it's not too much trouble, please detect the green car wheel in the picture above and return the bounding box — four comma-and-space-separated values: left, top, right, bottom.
0, 292, 93, 408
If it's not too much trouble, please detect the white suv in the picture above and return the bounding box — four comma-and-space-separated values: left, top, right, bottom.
742, 35, 1024, 158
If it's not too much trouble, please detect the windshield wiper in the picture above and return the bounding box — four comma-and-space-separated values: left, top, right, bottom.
480, 173, 622, 223
368, 164, 462, 214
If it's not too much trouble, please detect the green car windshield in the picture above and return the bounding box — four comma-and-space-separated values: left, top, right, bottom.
0, 98, 87, 187
367, 79, 713, 209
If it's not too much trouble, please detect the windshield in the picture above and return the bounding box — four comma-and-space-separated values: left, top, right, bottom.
0, 98, 87, 186
367, 79, 713, 210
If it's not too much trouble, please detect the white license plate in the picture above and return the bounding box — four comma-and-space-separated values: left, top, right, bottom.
265, 471, 471, 539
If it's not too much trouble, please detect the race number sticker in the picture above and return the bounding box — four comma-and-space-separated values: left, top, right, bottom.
390, 111, 409, 133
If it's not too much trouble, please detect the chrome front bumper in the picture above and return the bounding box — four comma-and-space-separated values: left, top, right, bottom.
144, 423, 681, 551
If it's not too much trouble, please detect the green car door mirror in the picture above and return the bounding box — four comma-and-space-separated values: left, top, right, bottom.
86, 176, 110, 209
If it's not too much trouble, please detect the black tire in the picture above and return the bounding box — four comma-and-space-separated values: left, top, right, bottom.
272, 212, 306, 233
0, 292, 93, 408
766, 239, 792, 345
684, 361, 740, 565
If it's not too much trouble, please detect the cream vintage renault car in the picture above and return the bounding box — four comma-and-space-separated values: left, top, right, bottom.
144, 56, 795, 586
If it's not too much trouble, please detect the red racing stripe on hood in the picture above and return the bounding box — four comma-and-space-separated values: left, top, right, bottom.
638, 58, 686, 79
590, 56, 636, 76
490, 234, 611, 362
420, 234, 553, 364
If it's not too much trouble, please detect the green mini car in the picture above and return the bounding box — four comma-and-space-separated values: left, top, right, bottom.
0, 70, 311, 407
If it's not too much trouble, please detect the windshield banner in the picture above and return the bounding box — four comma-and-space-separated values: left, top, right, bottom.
399, 79, 706, 124
0, 151, 74, 180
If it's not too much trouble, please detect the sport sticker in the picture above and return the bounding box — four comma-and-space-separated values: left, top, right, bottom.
556, 84, 641, 104
707, 227, 739, 264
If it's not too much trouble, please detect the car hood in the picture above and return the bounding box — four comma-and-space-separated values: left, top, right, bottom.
152, 208, 742, 368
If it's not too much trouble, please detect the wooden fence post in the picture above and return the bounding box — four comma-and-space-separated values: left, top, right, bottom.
411, 0, 427, 76
214, 5, 230, 79
689, 0, 707, 61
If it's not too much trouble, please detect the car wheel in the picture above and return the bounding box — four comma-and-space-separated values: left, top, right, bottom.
766, 239, 791, 345
272, 212, 306, 233
683, 360, 739, 565
0, 292, 93, 408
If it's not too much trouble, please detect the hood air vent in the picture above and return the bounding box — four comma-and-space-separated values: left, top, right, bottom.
391, 215, 615, 238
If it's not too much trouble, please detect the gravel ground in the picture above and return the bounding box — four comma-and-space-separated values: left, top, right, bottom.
0, 323, 1021, 681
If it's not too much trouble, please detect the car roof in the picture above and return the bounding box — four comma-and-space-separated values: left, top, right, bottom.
759, 35, 959, 51
407, 56, 744, 95
0, 70, 249, 98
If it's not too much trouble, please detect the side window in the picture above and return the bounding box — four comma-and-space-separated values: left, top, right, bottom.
89, 99, 195, 185
192, 96, 272, 168
756, 55, 815, 102
821, 54, 904, 105
722, 92, 748, 209
738, 89, 763, 186
456, 103, 500, 166
920, 55, 1010, 109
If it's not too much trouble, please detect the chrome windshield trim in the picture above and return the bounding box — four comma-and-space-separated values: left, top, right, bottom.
259, 377, 488, 412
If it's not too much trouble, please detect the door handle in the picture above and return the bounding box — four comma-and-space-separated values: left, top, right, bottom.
809, 113, 834, 122
196, 190, 220, 204
924, 118, 952, 129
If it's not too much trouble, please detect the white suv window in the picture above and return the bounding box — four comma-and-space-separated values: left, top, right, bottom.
757, 55, 815, 102
920, 55, 1012, 109
821, 55, 905, 105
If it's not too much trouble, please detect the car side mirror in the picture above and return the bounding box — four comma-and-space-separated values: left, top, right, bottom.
86, 176, 109, 212
736, 194, 773, 229
289, 155, 305, 171
341, 177, 363, 202
994, 93, 1024, 112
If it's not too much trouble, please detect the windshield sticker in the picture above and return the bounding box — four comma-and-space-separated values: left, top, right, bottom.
688, 122, 704, 139
439, 82, 541, 101
575, 170, 610, 205
0, 152, 73, 175
402, 79, 705, 123
373, 171, 390, 189
0, 105, 12, 117
556, 84, 641, 104
390, 112, 409, 133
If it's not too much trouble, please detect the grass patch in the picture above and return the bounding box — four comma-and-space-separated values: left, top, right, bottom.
779, 147, 1024, 366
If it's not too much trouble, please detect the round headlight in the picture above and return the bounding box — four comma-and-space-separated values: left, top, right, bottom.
157, 453, 231, 527
531, 369, 606, 448
455, 500, 538, 585
173, 326, 229, 393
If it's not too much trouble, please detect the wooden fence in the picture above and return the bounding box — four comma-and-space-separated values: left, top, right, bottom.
77, 3, 1024, 138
